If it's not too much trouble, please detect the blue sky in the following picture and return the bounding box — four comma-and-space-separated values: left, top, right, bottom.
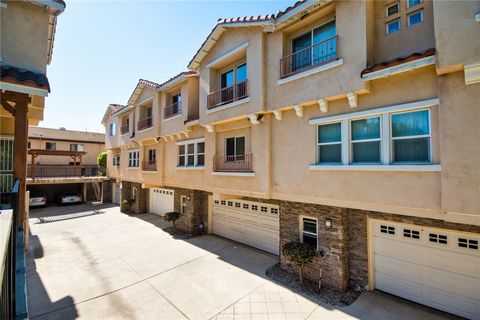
42, 1, 291, 133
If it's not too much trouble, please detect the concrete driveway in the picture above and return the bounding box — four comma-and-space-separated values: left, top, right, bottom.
26, 203, 459, 320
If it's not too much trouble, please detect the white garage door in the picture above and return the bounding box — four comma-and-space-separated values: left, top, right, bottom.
213, 199, 279, 255
113, 183, 121, 205
150, 188, 174, 216
371, 219, 480, 319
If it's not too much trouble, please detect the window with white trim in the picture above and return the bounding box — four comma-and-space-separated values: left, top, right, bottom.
128, 150, 139, 168
407, 10, 423, 26
317, 123, 342, 164
70, 144, 84, 152
314, 107, 434, 167
391, 109, 430, 163
386, 2, 399, 17
351, 117, 381, 164
148, 149, 156, 162
112, 154, 120, 166
177, 139, 205, 167
301, 217, 318, 249
386, 19, 400, 34
109, 123, 116, 136
407, 0, 421, 8
226, 136, 245, 162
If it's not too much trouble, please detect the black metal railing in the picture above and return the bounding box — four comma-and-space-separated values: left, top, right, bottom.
0, 179, 20, 319
207, 80, 248, 109
27, 166, 105, 178
213, 154, 253, 172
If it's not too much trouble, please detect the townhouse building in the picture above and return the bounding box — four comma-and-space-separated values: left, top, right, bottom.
102, 1, 480, 318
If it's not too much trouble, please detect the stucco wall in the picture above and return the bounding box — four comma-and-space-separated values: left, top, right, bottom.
28, 139, 104, 165
1, 1, 49, 72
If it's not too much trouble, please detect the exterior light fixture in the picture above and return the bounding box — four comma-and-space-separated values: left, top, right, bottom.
325, 218, 332, 229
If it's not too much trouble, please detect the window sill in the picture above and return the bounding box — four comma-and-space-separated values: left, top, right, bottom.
175, 166, 205, 170
277, 59, 344, 85
127, 167, 139, 170
142, 170, 157, 173
309, 164, 441, 172
212, 171, 255, 177
164, 114, 182, 122
206, 97, 250, 114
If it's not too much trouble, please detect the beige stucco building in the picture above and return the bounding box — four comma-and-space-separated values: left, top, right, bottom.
102, 1, 480, 318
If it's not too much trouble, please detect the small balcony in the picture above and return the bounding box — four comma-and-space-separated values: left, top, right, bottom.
142, 161, 157, 171
120, 124, 129, 135
137, 117, 153, 131
213, 154, 253, 172
207, 80, 248, 110
27, 165, 105, 178
280, 35, 338, 79
164, 102, 182, 119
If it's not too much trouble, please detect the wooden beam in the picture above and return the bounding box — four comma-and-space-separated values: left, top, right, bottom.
0, 99, 16, 116
13, 97, 29, 227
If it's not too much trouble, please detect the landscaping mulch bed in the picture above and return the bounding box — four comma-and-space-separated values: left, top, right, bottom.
265, 263, 361, 307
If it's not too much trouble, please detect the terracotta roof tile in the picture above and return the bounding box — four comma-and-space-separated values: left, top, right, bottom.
275, 0, 308, 19
361, 48, 436, 76
0, 64, 50, 92
138, 78, 161, 89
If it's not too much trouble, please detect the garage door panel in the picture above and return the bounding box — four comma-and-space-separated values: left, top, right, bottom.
374, 237, 424, 264
213, 200, 279, 255
150, 188, 174, 216
372, 220, 480, 319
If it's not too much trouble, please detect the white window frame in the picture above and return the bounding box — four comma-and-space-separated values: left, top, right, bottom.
148, 149, 156, 162
176, 138, 205, 168
309, 99, 438, 169
316, 122, 342, 164
113, 154, 120, 167
407, 0, 421, 8
407, 9, 424, 26
390, 108, 432, 164
386, 19, 401, 35
128, 150, 139, 168
350, 116, 382, 164
109, 122, 116, 136
385, 2, 399, 17
70, 144, 84, 152
180, 195, 187, 214
225, 136, 246, 161
300, 216, 318, 250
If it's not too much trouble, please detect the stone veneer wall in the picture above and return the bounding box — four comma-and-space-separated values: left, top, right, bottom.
168, 186, 210, 235
243, 197, 349, 291
120, 181, 147, 214
102, 179, 112, 203
348, 208, 480, 289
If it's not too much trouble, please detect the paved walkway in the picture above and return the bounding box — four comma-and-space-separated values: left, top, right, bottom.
26, 203, 459, 320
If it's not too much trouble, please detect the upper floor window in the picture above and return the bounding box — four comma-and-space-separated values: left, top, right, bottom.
121, 117, 129, 135
148, 149, 156, 162
317, 123, 342, 164
391, 109, 430, 163
315, 108, 433, 166
386, 19, 401, 34
407, 0, 421, 8
407, 10, 423, 26
45, 142, 56, 151
27, 142, 31, 149
283, 19, 337, 77
226, 136, 245, 162
109, 123, 116, 136
70, 144, 84, 152
113, 154, 120, 166
166, 93, 182, 119
177, 140, 205, 167
351, 117, 381, 164
208, 63, 248, 109
128, 150, 139, 168
386, 2, 399, 17
138, 107, 153, 131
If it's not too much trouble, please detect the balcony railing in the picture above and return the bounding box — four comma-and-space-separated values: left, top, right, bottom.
27, 165, 105, 178
280, 35, 338, 79
0, 179, 19, 319
207, 80, 248, 110
213, 153, 253, 172
164, 102, 181, 119
137, 117, 153, 131
120, 124, 129, 135
142, 161, 157, 171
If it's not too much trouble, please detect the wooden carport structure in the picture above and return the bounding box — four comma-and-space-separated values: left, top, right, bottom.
28, 149, 87, 178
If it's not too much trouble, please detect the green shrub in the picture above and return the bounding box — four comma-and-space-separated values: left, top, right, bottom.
282, 241, 316, 283
163, 211, 180, 232
97, 151, 107, 168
